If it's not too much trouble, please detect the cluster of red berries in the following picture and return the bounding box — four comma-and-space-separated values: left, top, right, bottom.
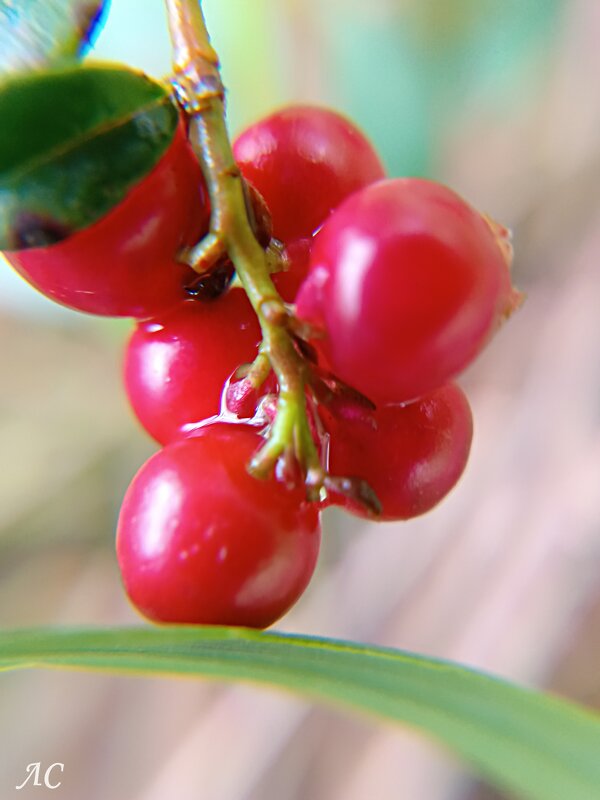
3, 94, 520, 630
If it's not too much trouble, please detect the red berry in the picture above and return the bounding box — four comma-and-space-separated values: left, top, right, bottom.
296, 178, 515, 404
327, 384, 473, 521
233, 105, 385, 242
5, 117, 209, 318
116, 424, 321, 628
124, 290, 261, 445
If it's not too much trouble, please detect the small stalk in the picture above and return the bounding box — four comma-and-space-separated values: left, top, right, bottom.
164, 0, 323, 495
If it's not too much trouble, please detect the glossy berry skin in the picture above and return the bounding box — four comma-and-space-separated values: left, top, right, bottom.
233, 105, 386, 242
327, 384, 473, 521
116, 424, 321, 628
296, 178, 514, 404
124, 290, 261, 445
4, 118, 209, 318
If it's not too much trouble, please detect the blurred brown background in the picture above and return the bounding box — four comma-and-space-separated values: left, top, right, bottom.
1, 0, 599, 798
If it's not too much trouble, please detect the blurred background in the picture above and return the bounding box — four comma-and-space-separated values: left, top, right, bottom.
1, 0, 600, 797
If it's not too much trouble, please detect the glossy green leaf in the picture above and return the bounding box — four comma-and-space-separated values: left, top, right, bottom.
0, 64, 178, 250
0, 0, 109, 75
0, 626, 598, 800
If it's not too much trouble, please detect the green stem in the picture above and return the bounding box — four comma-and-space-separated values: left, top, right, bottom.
164, 0, 323, 494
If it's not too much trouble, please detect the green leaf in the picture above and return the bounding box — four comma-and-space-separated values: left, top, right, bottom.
0, 64, 178, 250
0, 626, 598, 800
0, 0, 110, 75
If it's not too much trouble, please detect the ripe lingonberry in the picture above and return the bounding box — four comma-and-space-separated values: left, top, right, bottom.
117, 423, 321, 628
234, 105, 386, 242
124, 290, 262, 444
326, 384, 473, 521
296, 178, 517, 404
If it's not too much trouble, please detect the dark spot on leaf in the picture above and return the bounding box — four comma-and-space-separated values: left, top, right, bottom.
11, 212, 72, 250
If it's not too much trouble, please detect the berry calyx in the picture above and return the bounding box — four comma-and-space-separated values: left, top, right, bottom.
116, 423, 321, 628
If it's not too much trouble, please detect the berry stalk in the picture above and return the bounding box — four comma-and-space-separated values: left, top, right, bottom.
164, 0, 324, 494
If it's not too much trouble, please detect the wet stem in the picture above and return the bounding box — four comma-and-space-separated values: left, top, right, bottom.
164, 0, 325, 497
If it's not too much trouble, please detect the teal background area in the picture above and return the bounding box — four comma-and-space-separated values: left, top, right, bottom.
89, 0, 563, 176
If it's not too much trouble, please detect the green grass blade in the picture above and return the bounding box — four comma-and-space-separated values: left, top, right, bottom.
0, 626, 597, 800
